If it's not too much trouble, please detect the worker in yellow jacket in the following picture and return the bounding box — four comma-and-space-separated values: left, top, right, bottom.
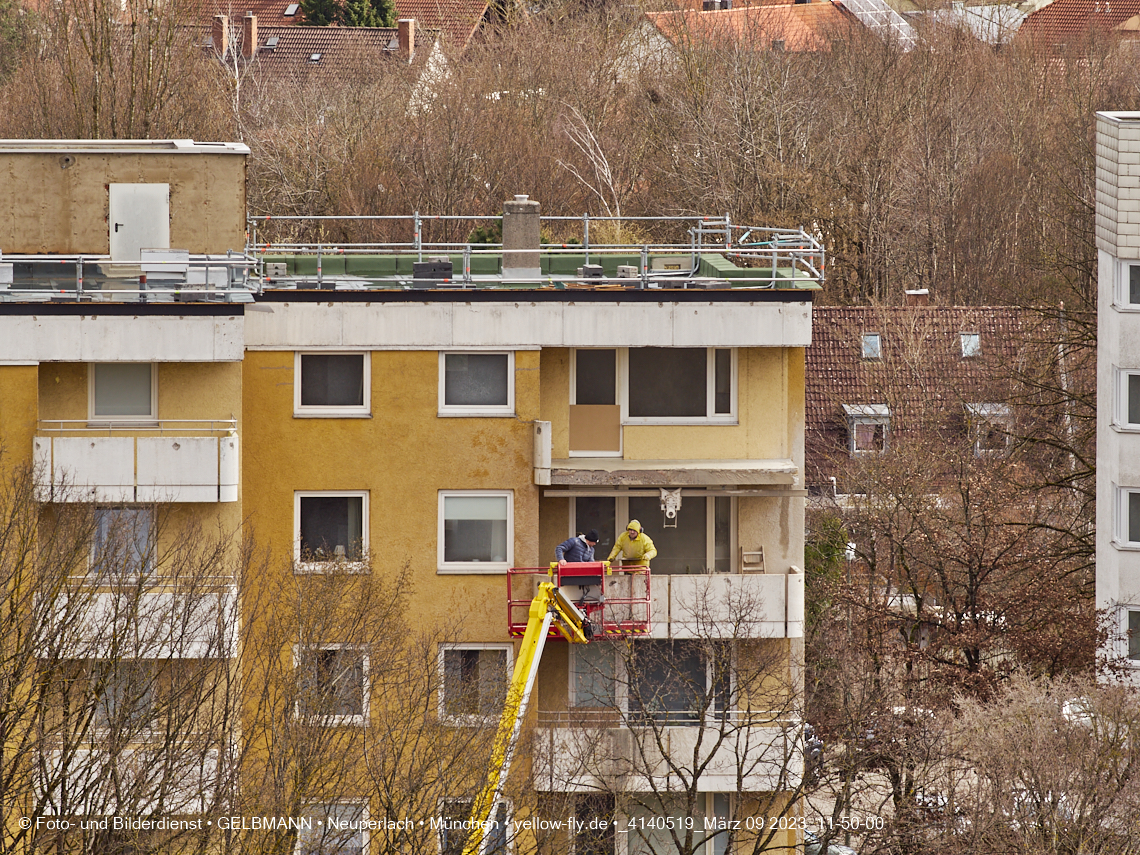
606, 519, 657, 566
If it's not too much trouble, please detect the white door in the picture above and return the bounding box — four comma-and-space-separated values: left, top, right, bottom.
109, 184, 170, 261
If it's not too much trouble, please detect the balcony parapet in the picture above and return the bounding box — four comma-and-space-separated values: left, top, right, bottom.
34, 420, 239, 503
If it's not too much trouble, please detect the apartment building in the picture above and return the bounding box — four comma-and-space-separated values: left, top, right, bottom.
0, 142, 818, 855
1095, 112, 1140, 679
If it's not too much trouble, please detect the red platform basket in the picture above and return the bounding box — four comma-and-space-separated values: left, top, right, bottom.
507, 562, 652, 638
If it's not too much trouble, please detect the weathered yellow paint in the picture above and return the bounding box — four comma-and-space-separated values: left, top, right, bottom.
0, 149, 247, 254
241, 349, 542, 642
0, 366, 38, 478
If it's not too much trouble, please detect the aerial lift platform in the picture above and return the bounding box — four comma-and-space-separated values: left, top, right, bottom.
463, 562, 652, 855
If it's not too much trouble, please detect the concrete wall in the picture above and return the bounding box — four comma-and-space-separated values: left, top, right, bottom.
0, 145, 247, 254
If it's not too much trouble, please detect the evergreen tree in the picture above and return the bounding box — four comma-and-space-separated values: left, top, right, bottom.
300, 0, 339, 26
341, 0, 395, 27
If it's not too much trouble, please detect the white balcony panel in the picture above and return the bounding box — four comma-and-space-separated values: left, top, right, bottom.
43, 748, 221, 815
53, 588, 238, 659
646, 572, 804, 639
137, 437, 219, 502
49, 436, 135, 502
534, 725, 797, 793
35, 433, 239, 503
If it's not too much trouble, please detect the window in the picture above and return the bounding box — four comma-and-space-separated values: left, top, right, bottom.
439, 800, 508, 855
439, 644, 510, 722
960, 332, 980, 358
439, 352, 514, 416
297, 803, 368, 855
1119, 263, 1140, 307
624, 348, 734, 422
438, 491, 512, 572
843, 404, 890, 456
1118, 488, 1140, 548
1116, 369, 1140, 429
629, 640, 727, 724
294, 353, 369, 417
294, 645, 368, 726
574, 349, 617, 405
1129, 610, 1140, 661
861, 333, 881, 360
574, 795, 615, 855
90, 363, 155, 421
627, 795, 723, 855
295, 492, 367, 569
91, 507, 153, 578
571, 642, 617, 708
966, 403, 1011, 457
91, 661, 154, 732
572, 495, 733, 575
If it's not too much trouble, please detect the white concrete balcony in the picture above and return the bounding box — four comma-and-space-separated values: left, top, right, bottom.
34, 420, 238, 502
649, 571, 804, 639
52, 585, 239, 659
533, 716, 801, 793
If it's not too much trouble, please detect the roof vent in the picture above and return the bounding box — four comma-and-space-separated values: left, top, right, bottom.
284, 2, 299, 13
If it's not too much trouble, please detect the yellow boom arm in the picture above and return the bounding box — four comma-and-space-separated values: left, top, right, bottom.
462, 582, 590, 855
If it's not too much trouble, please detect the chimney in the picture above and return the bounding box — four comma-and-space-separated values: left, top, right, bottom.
212, 14, 229, 55
398, 18, 415, 59
502, 195, 541, 281
904, 288, 930, 306
242, 13, 257, 58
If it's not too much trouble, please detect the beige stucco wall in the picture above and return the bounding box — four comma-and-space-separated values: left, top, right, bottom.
241, 349, 542, 643
0, 366, 39, 479
0, 150, 247, 254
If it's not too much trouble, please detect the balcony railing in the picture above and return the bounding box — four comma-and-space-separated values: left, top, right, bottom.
34, 420, 239, 503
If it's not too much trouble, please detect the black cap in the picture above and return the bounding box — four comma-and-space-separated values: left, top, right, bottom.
586, 529, 600, 543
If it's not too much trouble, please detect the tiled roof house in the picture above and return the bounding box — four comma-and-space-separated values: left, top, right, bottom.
1019, 0, 1140, 48
805, 304, 1033, 490
647, 1, 856, 51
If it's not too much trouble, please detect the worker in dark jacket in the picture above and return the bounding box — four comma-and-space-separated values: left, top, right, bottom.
556, 530, 599, 566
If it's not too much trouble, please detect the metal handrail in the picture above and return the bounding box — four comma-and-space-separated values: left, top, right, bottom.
38, 419, 237, 436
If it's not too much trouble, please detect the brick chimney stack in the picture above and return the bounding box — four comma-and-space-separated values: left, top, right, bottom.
243, 13, 258, 58
398, 18, 415, 59
212, 14, 229, 55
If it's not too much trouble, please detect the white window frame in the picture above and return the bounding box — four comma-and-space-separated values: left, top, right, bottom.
960, 332, 980, 358
293, 352, 371, 418
297, 800, 370, 855
1115, 367, 1140, 432
438, 797, 512, 855
437, 643, 514, 726
293, 643, 370, 727
1116, 486, 1140, 550
619, 348, 738, 426
861, 333, 881, 360
843, 404, 890, 457
1115, 260, 1140, 310
966, 403, 1012, 458
569, 495, 736, 574
294, 491, 370, 573
1119, 605, 1140, 665
88, 362, 157, 423
88, 506, 154, 580
438, 351, 515, 417
438, 490, 513, 573
625, 639, 734, 726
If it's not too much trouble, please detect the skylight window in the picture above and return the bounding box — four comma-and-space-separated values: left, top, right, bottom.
960, 332, 980, 358
265, 35, 279, 49
861, 333, 881, 360
308, 52, 322, 62
284, 2, 299, 14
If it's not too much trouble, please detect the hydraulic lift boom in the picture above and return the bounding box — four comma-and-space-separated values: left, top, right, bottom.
462, 581, 591, 855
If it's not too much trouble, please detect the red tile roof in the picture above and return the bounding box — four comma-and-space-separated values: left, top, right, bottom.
204, 0, 485, 47
1019, 0, 1140, 46
647, 1, 856, 52
219, 24, 406, 78
395, 0, 488, 49
805, 306, 1033, 485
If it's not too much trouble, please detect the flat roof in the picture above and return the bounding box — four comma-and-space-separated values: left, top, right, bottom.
0, 140, 250, 155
